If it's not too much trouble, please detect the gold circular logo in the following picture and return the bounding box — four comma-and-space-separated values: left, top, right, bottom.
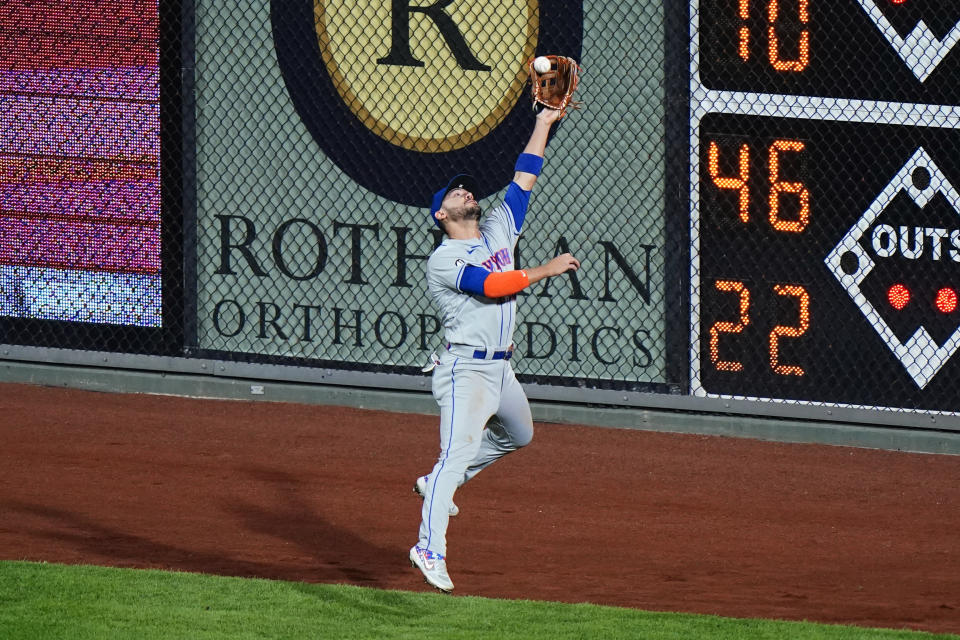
315, 0, 538, 152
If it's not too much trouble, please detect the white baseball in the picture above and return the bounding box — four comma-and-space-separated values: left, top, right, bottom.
533, 56, 551, 73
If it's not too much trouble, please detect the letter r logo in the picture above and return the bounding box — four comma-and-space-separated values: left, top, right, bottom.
271, 0, 582, 206
377, 0, 491, 70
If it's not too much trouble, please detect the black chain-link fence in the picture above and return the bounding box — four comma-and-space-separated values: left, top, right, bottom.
3, 0, 960, 417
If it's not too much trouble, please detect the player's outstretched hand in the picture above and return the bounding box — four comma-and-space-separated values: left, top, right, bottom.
547, 253, 580, 276
536, 106, 566, 126
524, 253, 580, 287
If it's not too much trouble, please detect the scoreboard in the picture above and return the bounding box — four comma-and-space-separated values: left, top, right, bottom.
699, 0, 960, 101
690, 0, 960, 413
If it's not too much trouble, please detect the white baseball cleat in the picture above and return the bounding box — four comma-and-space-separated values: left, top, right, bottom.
409, 545, 454, 593
414, 475, 459, 517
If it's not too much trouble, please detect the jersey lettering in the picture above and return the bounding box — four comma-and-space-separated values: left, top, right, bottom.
481, 247, 511, 271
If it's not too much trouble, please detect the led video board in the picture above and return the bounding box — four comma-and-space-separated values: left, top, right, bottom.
0, 0, 161, 327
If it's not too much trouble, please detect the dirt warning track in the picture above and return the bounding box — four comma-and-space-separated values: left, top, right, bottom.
0, 382, 958, 633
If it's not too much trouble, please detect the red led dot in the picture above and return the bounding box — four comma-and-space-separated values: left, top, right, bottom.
891, 0, 907, 4
888, 284, 910, 310
935, 288, 958, 314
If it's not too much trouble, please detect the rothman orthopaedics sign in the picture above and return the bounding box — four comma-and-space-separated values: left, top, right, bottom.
191, 0, 671, 386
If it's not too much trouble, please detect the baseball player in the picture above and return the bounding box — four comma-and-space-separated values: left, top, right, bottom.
409, 106, 580, 592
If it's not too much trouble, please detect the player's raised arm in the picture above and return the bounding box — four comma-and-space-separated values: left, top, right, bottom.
512, 108, 564, 191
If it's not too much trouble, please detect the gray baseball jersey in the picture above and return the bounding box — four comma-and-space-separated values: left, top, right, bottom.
425, 183, 529, 349
416, 182, 536, 559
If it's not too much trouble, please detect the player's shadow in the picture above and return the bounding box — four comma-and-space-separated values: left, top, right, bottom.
1, 499, 288, 578
219, 464, 407, 586
0, 465, 406, 588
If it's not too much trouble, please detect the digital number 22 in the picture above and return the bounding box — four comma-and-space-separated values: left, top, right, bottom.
709, 280, 810, 376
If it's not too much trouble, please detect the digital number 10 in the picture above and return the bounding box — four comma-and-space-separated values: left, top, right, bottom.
709, 280, 810, 376
736, 0, 810, 72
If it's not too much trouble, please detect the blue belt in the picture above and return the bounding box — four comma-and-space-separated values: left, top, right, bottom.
446, 343, 514, 361
473, 348, 513, 360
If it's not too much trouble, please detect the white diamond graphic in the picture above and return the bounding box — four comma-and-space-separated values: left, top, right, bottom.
856, 0, 960, 82
825, 148, 960, 389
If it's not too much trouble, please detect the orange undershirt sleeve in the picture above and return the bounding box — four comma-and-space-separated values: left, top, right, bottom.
483, 270, 530, 297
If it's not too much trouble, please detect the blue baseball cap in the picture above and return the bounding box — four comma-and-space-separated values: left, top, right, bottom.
430, 173, 479, 227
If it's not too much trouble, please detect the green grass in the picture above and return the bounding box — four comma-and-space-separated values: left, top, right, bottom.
0, 561, 956, 640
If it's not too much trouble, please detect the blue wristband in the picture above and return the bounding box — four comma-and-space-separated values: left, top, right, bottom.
514, 153, 543, 176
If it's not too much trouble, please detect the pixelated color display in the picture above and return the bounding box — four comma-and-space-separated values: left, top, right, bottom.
0, 0, 161, 326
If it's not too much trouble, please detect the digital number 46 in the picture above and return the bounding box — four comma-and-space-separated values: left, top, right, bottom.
709, 280, 810, 376
708, 139, 810, 233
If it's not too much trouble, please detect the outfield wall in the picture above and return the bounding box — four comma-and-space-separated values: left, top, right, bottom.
4, 0, 960, 435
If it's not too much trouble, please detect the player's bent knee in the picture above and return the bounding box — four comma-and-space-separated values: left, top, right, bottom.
513, 424, 534, 449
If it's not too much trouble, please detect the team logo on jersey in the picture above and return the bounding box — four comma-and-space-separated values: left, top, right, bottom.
454, 259, 465, 267
856, 1, 960, 82
481, 247, 512, 271
270, 0, 581, 206
825, 148, 960, 388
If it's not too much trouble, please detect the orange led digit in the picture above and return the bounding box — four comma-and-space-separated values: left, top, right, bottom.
768, 139, 810, 233
738, 0, 750, 60
769, 284, 810, 376
709, 280, 750, 372
739, 27, 750, 61
768, 0, 810, 72
708, 141, 750, 223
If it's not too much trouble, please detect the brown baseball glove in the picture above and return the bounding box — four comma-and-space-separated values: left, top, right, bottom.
527, 55, 582, 117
